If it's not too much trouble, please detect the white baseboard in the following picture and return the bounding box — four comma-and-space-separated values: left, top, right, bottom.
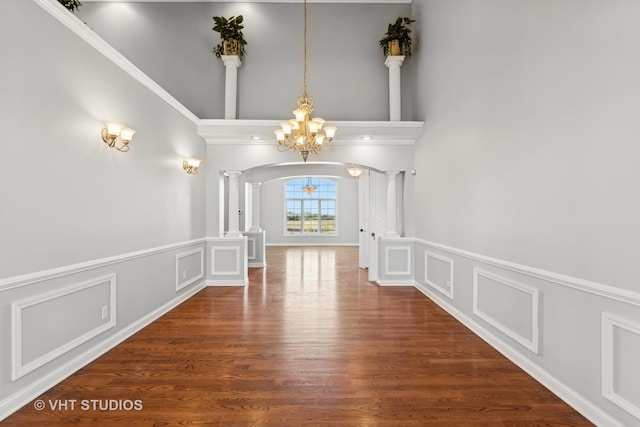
248, 262, 266, 268
377, 279, 414, 286
0, 281, 206, 422
413, 281, 624, 427
266, 243, 358, 247
206, 279, 248, 287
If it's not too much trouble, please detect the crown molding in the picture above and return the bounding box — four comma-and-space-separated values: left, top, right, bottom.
197, 119, 424, 145
33, 0, 200, 124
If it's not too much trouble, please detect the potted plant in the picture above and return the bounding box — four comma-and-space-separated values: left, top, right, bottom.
212, 15, 247, 59
58, 0, 82, 12
379, 17, 415, 57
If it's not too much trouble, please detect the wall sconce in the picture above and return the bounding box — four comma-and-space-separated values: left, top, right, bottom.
183, 159, 201, 174
102, 122, 136, 152
347, 165, 363, 178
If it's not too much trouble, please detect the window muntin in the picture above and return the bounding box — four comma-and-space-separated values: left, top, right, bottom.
285, 178, 337, 235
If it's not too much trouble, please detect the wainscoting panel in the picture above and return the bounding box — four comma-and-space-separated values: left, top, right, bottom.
244, 231, 266, 268
377, 238, 414, 286
602, 313, 640, 419
175, 248, 204, 291
414, 238, 640, 426
424, 251, 454, 299
473, 268, 539, 353
385, 247, 412, 275
211, 247, 240, 275
0, 239, 207, 422
207, 237, 248, 286
247, 238, 256, 261
11, 274, 117, 380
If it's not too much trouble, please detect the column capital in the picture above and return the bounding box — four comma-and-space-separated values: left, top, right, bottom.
225, 170, 242, 177
221, 55, 242, 68
384, 55, 405, 69
385, 171, 400, 177
250, 182, 262, 188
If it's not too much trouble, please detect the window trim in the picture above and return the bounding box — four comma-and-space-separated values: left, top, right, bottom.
283, 177, 338, 237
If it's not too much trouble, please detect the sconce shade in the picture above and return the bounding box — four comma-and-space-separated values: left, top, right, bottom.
102, 122, 135, 152
105, 122, 122, 137
183, 159, 202, 174
347, 165, 363, 178
119, 127, 137, 142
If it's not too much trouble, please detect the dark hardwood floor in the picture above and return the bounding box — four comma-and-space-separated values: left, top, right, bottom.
4, 247, 592, 426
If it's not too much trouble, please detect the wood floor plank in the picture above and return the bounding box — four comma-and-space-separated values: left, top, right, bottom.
4, 247, 592, 426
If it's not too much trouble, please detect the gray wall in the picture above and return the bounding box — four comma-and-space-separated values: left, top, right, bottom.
0, 0, 206, 278
412, 0, 640, 291
6, 0, 640, 424
78, 2, 413, 120
410, 1, 640, 425
0, 0, 206, 418
258, 177, 359, 246
205, 144, 416, 237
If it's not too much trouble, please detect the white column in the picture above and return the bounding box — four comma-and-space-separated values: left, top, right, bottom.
226, 171, 242, 237
221, 55, 242, 119
384, 56, 405, 121
384, 171, 400, 237
248, 182, 262, 232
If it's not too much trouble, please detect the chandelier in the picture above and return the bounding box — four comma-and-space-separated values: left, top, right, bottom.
301, 177, 317, 193
274, 0, 337, 162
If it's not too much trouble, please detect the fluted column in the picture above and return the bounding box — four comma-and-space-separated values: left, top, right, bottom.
248, 182, 262, 232
226, 171, 242, 237
384, 171, 400, 237
221, 55, 242, 119
384, 56, 405, 121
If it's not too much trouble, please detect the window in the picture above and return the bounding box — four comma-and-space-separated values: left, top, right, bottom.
285, 178, 337, 235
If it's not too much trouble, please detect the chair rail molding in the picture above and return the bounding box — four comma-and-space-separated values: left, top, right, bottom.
414, 238, 640, 307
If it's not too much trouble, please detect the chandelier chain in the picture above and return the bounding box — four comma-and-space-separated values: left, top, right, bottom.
303, 0, 308, 96
273, 0, 337, 162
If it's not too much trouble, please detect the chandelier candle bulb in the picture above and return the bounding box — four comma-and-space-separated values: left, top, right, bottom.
293, 109, 307, 122
308, 121, 320, 135
280, 122, 292, 136
324, 126, 337, 140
